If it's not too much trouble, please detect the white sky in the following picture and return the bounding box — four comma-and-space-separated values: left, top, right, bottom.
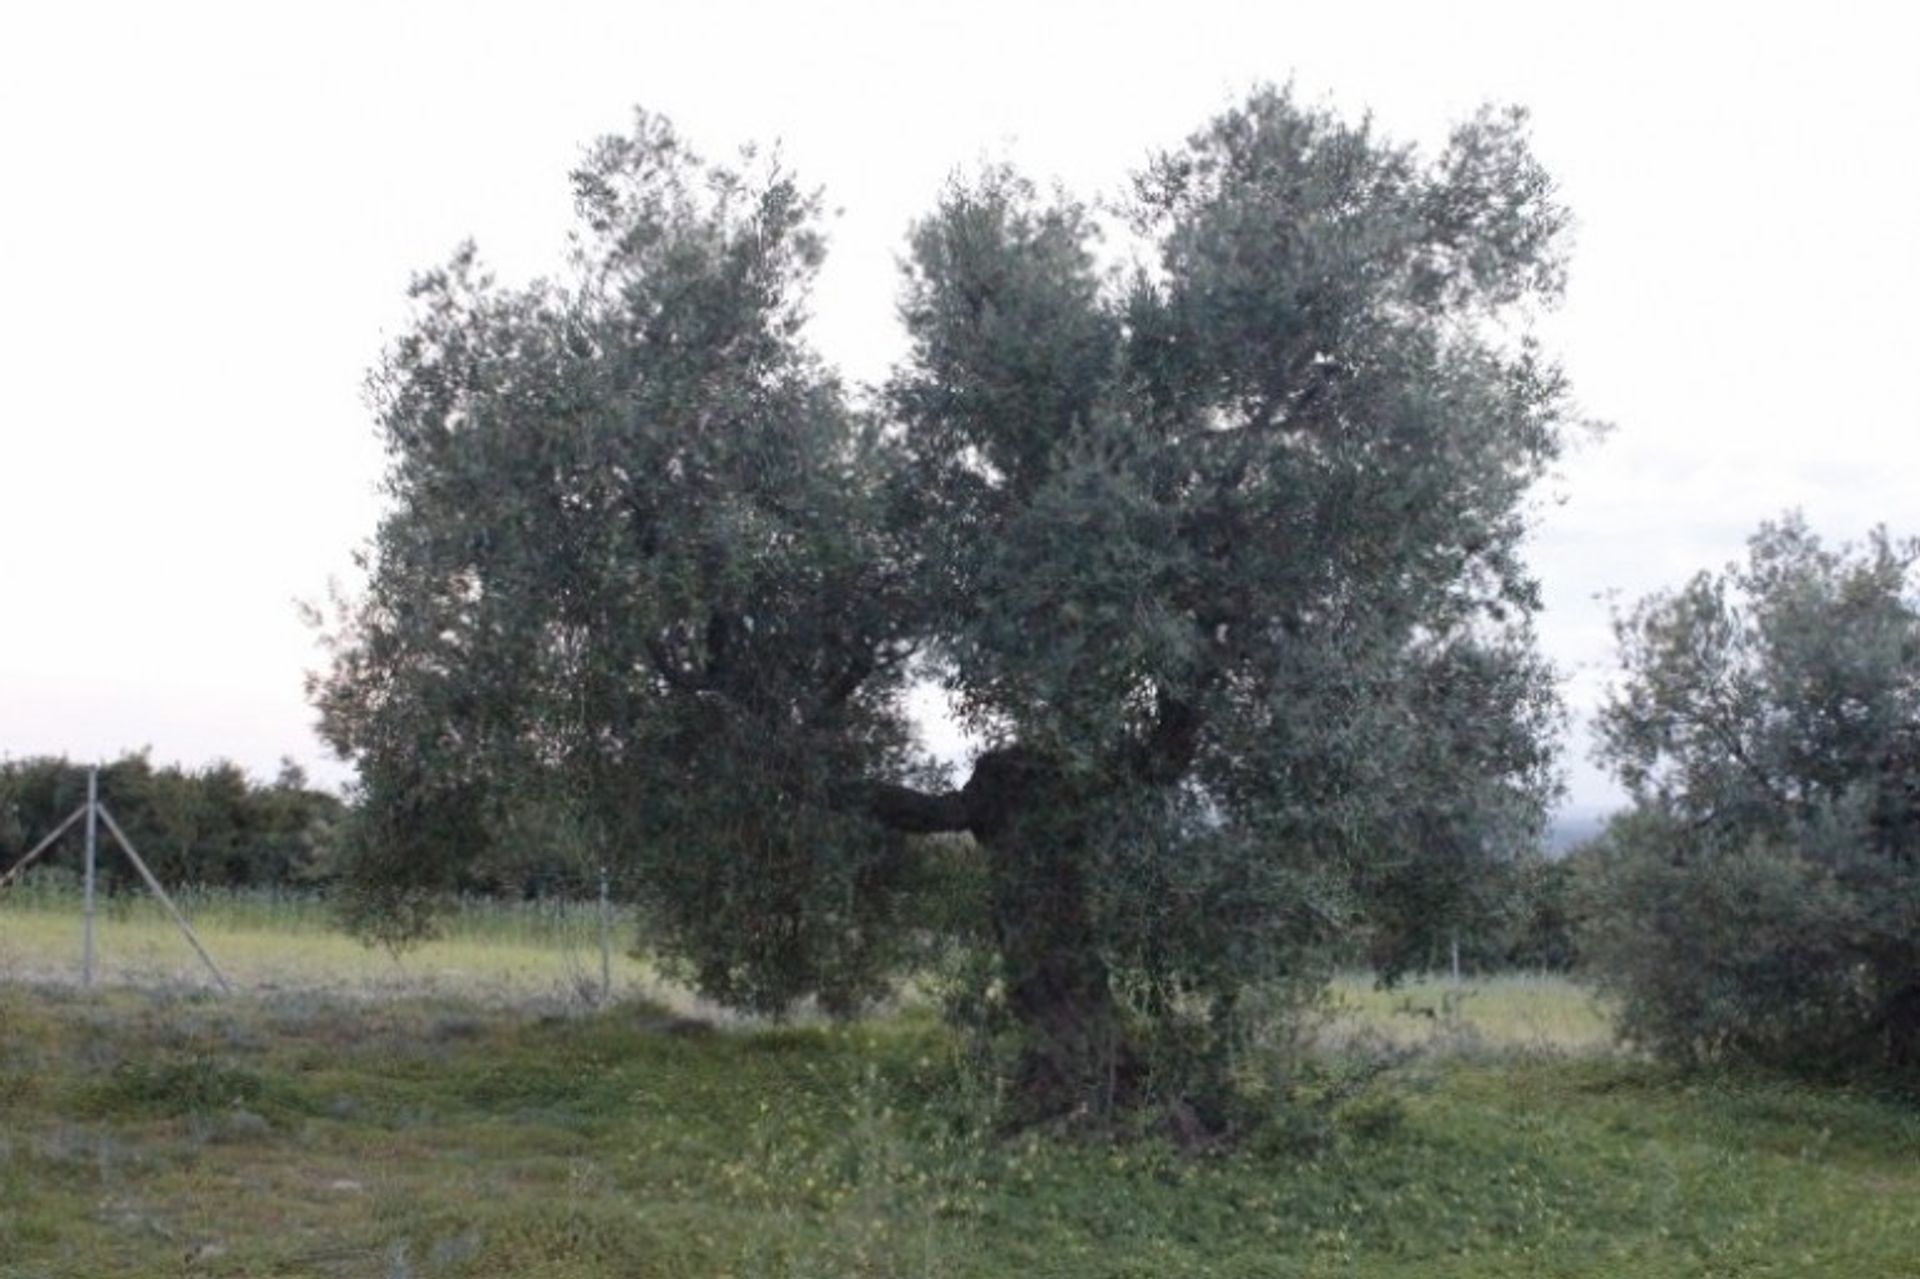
2, 1, 1915, 819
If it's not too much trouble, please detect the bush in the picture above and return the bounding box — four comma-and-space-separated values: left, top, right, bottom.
1579, 813, 1905, 1072
1588, 516, 1920, 1077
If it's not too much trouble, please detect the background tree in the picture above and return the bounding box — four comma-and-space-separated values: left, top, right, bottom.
315, 90, 1574, 1122
0, 752, 344, 890
1587, 515, 1920, 1075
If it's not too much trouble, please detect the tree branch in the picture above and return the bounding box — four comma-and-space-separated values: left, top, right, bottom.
851, 780, 971, 835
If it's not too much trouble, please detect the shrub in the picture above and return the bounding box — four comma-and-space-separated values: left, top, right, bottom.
1587, 516, 1920, 1076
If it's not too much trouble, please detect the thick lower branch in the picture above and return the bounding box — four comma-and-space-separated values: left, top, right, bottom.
853, 780, 971, 835
851, 745, 1153, 1114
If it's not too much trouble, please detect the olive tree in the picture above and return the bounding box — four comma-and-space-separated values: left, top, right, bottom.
1588, 515, 1920, 1074
314, 89, 1574, 1119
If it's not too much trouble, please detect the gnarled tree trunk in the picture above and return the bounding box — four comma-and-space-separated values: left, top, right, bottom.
962, 747, 1139, 1116
858, 745, 1142, 1116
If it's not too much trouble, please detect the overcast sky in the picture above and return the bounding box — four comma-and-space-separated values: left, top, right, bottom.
3, 1, 1915, 817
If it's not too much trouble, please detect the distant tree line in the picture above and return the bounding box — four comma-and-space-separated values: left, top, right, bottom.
1365, 846, 1581, 977
0, 753, 345, 890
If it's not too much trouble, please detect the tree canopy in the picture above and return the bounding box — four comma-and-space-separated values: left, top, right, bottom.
0, 752, 343, 890
314, 89, 1575, 1119
1586, 516, 1920, 1075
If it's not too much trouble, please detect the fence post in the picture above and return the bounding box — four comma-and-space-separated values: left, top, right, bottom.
83, 766, 98, 988
598, 866, 612, 1006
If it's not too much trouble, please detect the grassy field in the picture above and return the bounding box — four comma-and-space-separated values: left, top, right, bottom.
1327, 973, 1616, 1058
3, 891, 1918, 1277
0, 883, 673, 1011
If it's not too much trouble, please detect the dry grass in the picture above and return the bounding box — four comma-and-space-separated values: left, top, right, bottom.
3, 887, 1618, 1046
1326, 972, 1617, 1057
0, 888, 698, 1014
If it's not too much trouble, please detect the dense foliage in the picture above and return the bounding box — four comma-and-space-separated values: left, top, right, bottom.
1587, 516, 1920, 1075
0, 752, 343, 890
315, 89, 1576, 1119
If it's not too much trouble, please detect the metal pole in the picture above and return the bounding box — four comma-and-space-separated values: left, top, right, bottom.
0, 804, 88, 893
96, 804, 233, 994
83, 767, 98, 988
598, 866, 612, 1005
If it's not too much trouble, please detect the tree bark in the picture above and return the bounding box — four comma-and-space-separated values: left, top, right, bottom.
856, 746, 1141, 1116
855, 780, 970, 835
963, 747, 1139, 1115
850, 693, 1208, 1116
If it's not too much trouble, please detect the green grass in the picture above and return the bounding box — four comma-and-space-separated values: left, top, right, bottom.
2, 982, 1918, 1275
3, 888, 1917, 1276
